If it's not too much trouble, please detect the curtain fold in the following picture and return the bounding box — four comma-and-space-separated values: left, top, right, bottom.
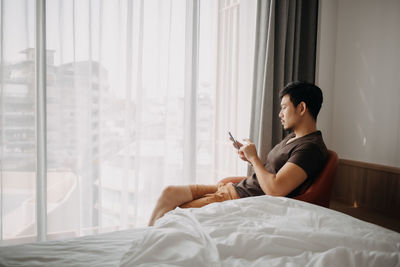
249, 0, 318, 165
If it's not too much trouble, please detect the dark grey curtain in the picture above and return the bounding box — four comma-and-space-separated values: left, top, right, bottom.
249, 0, 318, 165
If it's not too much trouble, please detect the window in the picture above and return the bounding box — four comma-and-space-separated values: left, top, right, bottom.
0, 0, 256, 244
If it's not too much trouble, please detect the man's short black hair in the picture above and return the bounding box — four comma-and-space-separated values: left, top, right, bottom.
279, 81, 323, 121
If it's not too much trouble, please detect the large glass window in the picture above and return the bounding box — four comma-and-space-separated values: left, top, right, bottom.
0, 0, 256, 244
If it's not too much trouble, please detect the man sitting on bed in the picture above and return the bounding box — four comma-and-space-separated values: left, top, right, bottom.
149, 81, 328, 226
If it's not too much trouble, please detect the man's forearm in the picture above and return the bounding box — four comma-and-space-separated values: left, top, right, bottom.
250, 157, 278, 196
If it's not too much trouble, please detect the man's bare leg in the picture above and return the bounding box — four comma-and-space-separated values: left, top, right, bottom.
148, 185, 193, 226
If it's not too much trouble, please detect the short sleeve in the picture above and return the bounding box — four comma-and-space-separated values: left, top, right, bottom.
287, 144, 326, 178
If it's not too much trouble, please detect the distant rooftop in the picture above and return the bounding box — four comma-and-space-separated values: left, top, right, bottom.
20, 48, 56, 65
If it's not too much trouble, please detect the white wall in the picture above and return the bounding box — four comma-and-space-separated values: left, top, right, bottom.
315, 0, 338, 149
317, 0, 400, 168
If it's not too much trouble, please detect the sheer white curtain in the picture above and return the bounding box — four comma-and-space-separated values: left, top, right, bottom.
0, 0, 256, 244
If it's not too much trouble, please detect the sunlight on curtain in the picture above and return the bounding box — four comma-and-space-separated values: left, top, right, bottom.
0, 0, 256, 244
0, 0, 38, 244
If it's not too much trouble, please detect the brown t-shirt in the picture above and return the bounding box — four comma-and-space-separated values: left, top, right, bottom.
233, 131, 328, 198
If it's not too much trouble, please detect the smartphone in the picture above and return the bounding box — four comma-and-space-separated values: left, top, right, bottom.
228, 132, 240, 149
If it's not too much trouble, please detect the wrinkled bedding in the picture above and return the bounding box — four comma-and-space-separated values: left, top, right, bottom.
1, 195, 399, 267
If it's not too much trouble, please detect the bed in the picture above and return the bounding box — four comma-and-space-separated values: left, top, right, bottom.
0, 195, 399, 266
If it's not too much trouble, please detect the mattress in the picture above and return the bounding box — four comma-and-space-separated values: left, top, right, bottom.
0, 195, 399, 266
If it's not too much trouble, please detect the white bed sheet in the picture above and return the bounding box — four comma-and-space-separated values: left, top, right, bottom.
1, 195, 399, 267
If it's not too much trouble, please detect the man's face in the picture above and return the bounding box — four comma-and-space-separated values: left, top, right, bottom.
279, 94, 300, 130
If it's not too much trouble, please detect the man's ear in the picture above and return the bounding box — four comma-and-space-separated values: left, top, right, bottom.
298, 101, 307, 116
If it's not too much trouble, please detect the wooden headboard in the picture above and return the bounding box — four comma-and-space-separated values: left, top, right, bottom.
331, 159, 400, 219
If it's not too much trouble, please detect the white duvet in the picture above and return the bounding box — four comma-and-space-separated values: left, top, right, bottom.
1, 195, 399, 267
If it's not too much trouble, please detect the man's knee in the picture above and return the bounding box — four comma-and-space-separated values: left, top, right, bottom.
160, 185, 193, 204
160, 185, 176, 199
161, 185, 190, 201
